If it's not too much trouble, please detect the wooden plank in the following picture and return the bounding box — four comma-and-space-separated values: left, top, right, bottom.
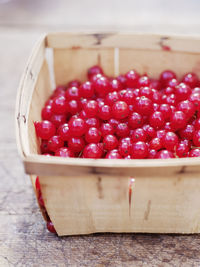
47, 32, 200, 53
53, 48, 115, 85
119, 48, 200, 78
40, 170, 200, 236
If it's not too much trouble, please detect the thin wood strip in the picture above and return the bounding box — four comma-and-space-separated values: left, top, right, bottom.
15, 34, 46, 157
47, 32, 200, 53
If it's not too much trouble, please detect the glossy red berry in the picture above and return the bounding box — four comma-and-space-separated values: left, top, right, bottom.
83, 143, 103, 158
138, 75, 150, 87
189, 148, 200, 157
68, 137, 85, 153
149, 137, 163, 151
117, 75, 127, 88
35, 121, 56, 140
85, 117, 100, 129
100, 123, 114, 137
88, 65, 103, 79
93, 76, 110, 97
42, 105, 53, 120
50, 114, 66, 128
40, 139, 49, 154
67, 100, 80, 114
85, 127, 101, 143
79, 81, 94, 98
170, 111, 187, 131
57, 123, 70, 141
149, 111, 165, 130
103, 134, 118, 150
182, 72, 198, 88
98, 105, 111, 120
118, 137, 133, 157
84, 100, 98, 117
177, 100, 195, 120
179, 124, 195, 140
175, 83, 191, 101
105, 91, 120, 106
116, 123, 130, 137
105, 149, 122, 159
125, 70, 140, 88
159, 104, 171, 120
162, 131, 179, 151
176, 143, 189, 158
48, 135, 64, 152
68, 118, 86, 137
132, 141, 148, 159
55, 147, 74, 157
131, 128, 147, 142
128, 112, 143, 129
112, 101, 129, 119
160, 70, 176, 86
156, 150, 174, 159
110, 79, 123, 92
68, 80, 80, 88
65, 86, 80, 101
135, 96, 153, 116
193, 130, 200, 147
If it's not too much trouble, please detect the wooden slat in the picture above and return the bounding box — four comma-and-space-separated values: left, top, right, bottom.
40, 170, 200, 236
119, 48, 200, 78
53, 48, 115, 85
47, 32, 200, 53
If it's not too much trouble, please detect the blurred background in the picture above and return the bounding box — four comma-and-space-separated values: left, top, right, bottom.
1, 0, 200, 34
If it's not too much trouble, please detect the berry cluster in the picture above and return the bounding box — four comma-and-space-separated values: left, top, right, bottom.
35, 66, 200, 159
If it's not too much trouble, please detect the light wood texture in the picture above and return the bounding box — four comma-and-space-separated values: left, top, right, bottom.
54, 47, 115, 85
15, 32, 200, 236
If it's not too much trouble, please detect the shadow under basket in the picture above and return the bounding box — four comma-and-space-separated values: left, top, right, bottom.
16, 32, 200, 236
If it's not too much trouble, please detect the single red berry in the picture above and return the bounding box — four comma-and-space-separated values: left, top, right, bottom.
149, 111, 165, 130
46, 221, 57, 234
68, 118, 86, 137
48, 135, 64, 152
68, 80, 81, 88
175, 83, 191, 101
100, 123, 114, 137
52, 96, 68, 115
156, 150, 174, 159
83, 143, 103, 158
55, 147, 74, 157
166, 78, 178, 88
148, 149, 157, 158
85, 117, 100, 129
176, 143, 189, 158
98, 105, 111, 120
118, 137, 133, 157
160, 70, 176, 86
164, 86, 174, 95
105, 149, 122, 159
193, 130, 200, 147
50, 114, 66, 128
156, 129, 166, 139
131, 128, 147, 142
87, 65, 103, 79
34, 121, 56, 139
140, 86, 153, 99
79, 81, 94, 98
112, 101, 129, 119
67, 100, 80, 115
131, 141, 148, 159
189, 92, 200, 111
116, 75, 127, 88
128, 112, 143, 129
65, 86, 80, 101
143, 124, 156, 140
182, 72, 198, 88
189, 148, 200, 157
57, 123, 70, 141
105, 91, 120, 106
125, 70, 140, 88
162, 131, 179, 151
177, 100, 195, 120
42, 105, 53, 120
85, 127, 101, 143
179, 124, 195, 140
150, 79, 161, 91
149, 137, 163, 151
116, 123, 130, 138
138, 75, 150, 87
123, 89, 135, 105
40, 139, 50, 154
84, 100, 98, 117
135, 96, 153, 116
90, 73, 103, 83
159, 104, 171, 120
110, 79, 123, 92
152, 90, 162, 104
165, 94, 177, 106
68, 137, 85, 153
93, 76, 110, 97
170, 111, 187, 131
103, 134, 118, 150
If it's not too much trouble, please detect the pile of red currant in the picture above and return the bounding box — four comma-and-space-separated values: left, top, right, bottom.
34, 66, 200, 159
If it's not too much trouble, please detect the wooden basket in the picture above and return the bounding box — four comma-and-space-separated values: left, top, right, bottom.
16, 32, 200, 236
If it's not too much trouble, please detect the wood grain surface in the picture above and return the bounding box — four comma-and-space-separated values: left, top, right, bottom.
1, 0, 200, 263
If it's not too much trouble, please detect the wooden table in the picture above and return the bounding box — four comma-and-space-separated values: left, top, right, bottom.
1, 1, 200, 265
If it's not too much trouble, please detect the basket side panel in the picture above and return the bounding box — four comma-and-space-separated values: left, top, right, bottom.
39, 167, 200, 236
53, 48, 115, 85
28, 60, 52, 154
119, 49, 200, 79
